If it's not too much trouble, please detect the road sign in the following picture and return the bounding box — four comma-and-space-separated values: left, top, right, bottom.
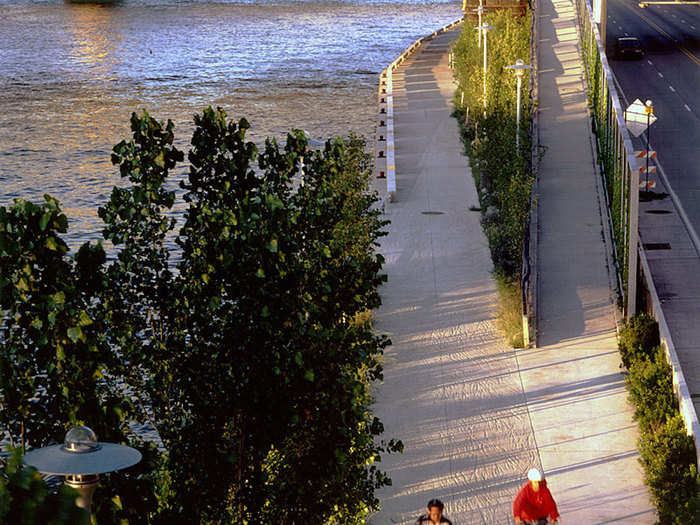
633, 150, 656, 159
625, 99, 657, 137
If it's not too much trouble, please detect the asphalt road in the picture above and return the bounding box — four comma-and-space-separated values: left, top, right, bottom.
604, 0, 700, 227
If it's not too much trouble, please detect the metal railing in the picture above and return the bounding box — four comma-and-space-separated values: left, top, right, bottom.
522, 2, 539, 347
576, 0, 640, 318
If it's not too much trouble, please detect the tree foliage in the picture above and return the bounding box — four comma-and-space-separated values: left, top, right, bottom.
452, 10, 533, 279
1, 107, 400, 522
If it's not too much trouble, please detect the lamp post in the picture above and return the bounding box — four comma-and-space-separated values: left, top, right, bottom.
644, 99, 653, 196
472, 6, 488, 47
23, 426, 142, 516
475, 24, 495, 110
505, 59, 533, 151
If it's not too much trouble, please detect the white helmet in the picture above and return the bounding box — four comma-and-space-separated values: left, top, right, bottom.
528, 468, 543, 481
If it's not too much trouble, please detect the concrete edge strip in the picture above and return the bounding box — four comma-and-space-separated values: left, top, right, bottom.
638, 248, 700, 463
374, 17, 465, 204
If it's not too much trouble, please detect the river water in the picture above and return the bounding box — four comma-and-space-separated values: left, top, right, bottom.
0, 0, 462, 249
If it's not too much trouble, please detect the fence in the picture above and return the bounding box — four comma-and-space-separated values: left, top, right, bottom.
374, 18, 465, 202
575, 0, 700, 461
521, 0, 539, 347
575, 0, 641, 318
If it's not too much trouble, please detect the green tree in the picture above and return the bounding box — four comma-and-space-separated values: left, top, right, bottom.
97, 107, 399, 523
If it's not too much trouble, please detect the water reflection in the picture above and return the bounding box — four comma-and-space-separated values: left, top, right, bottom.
65, 4, 122, 76
0, 0, 463, 250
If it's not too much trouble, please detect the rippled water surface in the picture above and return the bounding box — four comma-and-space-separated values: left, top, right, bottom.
0, 0, 462, 247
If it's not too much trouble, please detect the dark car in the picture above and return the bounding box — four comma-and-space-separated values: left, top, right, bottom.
615, 37, 644, 59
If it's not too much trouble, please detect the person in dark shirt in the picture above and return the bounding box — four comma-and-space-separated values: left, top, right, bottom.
414, 498, 453, 524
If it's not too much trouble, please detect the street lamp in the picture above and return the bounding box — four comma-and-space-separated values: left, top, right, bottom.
505, 59, 533, 151
472, 6, 488, 47
23, 426, 142, 515
475, 24, 495, 110
644, 99, 653, 196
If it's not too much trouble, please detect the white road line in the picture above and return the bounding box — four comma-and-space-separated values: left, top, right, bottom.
648, 59, 653, 65
669, 85, 676, 92
692, 26, 697, 30
672, 14, 677, 18
658, 72, 664, 78
625, 32, 629, 36
685, 104, 692, 112
681, 19, 686, 23
618, 25, 623, 30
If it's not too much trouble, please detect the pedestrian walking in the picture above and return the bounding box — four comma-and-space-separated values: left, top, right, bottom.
414, 498, 453, 524
513, 468, 560, 525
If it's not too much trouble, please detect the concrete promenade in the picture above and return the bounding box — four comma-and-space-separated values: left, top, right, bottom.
521, 0, 654, 521
370, 2, 655, 522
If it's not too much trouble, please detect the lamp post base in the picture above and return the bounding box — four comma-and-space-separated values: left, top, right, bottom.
65, 474, 99, 515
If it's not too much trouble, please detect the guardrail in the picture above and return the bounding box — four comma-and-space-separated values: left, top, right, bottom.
374, 18, 465, 203
522, 1, 539, 347
575, 0, 700, 461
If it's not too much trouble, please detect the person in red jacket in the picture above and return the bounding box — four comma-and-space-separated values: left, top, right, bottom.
512, 468, 560, 525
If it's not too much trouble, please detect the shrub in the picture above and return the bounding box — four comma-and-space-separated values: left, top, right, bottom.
619, 315, 700, 523
637, 415, 700, 523
618, 313, 659, 369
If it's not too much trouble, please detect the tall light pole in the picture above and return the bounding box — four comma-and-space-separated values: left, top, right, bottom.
475, 24, 495, 110
473, 5, 488, 47
505, 59, 533, 151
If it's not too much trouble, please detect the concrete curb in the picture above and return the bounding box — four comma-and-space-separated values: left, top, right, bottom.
374, 18, 465, 204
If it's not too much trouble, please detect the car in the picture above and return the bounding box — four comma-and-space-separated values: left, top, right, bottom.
615, 37, 644, 59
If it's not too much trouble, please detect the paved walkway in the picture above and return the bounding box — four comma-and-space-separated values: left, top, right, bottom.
527, 0, 653, 521
370, 28, 540, 524
370, 2, 656, 523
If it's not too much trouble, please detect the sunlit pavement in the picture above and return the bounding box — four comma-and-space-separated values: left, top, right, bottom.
369, 3, 655, 522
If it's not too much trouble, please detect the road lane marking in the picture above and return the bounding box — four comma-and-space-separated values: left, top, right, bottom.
658, 72, 663, 78
692, 26, 697, 30
648, 60, 653, 65
622, 2, 700, 67
625, 32, 629, 36
618, 25, 623, 30
669, 85, 676, 92
685, 104, 692, 112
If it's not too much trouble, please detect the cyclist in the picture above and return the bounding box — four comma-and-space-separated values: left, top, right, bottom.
513, 468, 560, 525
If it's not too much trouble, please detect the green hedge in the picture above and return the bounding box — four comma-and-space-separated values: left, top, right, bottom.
452, 10, 533, 280
619, 315, 700, 523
